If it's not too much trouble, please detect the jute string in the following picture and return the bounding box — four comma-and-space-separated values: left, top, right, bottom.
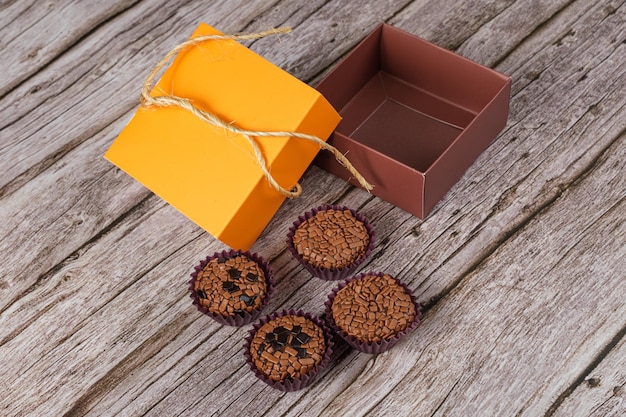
140, 27, 373, 198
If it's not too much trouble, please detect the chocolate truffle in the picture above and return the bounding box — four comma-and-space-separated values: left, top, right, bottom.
248, 314, 326, 382
287, 205, 374, 280
293, 208, 369, 269
329, 273, 418, 344
190, 251, 270, 324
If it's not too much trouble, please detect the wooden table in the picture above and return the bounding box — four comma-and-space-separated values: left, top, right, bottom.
1, 1, 624, 416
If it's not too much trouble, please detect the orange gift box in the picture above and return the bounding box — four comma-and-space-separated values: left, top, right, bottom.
105, 23, 341, 250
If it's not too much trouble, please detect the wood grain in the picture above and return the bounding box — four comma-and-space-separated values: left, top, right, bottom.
0, 0, 624, 416
553, 336, 626, 417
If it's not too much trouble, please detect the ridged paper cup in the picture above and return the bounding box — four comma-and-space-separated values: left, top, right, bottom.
286, 205, 375, 281
189, 249, 274, 326
243, 309, 334, 392
325, 272, 421, 354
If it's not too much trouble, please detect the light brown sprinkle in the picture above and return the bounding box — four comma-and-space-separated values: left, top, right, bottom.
331, 274, 416, 343
293, 209, 369, 269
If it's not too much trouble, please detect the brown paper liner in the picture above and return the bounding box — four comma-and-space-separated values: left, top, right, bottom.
286, 205, 375, 281
188, 249, 274, 326
243, 309, 334, 392
325, 272, 422, 354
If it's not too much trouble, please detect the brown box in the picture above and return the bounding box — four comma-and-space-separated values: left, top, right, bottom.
315, 23, 511, 218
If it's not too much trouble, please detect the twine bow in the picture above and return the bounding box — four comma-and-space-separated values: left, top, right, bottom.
140, 27, 373, 198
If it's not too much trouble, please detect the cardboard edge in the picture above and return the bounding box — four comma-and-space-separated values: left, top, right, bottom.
422, 76, 512, 215
315, 24, 383, 111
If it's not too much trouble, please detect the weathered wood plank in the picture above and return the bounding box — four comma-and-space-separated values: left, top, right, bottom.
0, 0, 624, 416
381, 0, 626, 305
0, 185, 243, 417
455, 0, 584, 68
315, 134, 626, 417
390, 0, 520, 50
0, 116, 147, 315
553, 336, 626, 417
60, 171, 354, 417
248, 0, 413, 81
81, 1, 624, 412
107, 0, 619, 411
0, 0, 279, 197
0, 0, 292, 315
0, 0, 139, 97
0, 173, 357, 416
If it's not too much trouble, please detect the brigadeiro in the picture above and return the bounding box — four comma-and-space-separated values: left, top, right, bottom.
325, 272, 421, 354
189, 249, 274, 326
286, 205, 375, 280
243, 310, 333, 391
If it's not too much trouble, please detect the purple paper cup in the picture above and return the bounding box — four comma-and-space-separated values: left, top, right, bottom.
189, 249, 274, 327
286, 205, 375, 281
325, 272, 422, 354
243, 309, 334, 392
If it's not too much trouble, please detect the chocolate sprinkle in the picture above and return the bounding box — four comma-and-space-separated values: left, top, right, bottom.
295, 332, 311, 344
249, 315, 326, 382
331, 274, 416, 343
277, 332, 290, 345
193, 254, 268, 317
292, 208, 370, 269
222, 281, 239, 293
275, 326, 289, 335
239, 294, 254, 306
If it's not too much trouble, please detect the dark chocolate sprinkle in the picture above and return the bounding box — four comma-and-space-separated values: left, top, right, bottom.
222, 281, 240, 293
239, 294, 252, 305
274, 326, 289, 335
277, 332, 290, 345
296, 332, 311, 344
250, 315, 326, 382
246, 272, 258, 282
196, 289, 207, 299
228, 268, 241, 279
217, 257, 227, 263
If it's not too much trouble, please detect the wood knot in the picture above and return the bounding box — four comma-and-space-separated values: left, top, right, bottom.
585, 377, 601, 388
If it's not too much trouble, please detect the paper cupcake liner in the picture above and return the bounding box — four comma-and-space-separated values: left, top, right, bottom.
286, 205, 375, 281
243, 309, 334, 392
324, 272, 422, 354
188, 249, 274, 327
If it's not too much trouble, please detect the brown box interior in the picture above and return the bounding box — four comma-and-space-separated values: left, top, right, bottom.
315, 23, 511, 218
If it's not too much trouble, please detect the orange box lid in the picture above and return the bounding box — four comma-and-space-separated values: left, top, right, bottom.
105, 23, 341, 250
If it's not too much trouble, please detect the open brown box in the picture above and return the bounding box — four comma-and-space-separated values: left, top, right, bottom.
315, 23, 511, 218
